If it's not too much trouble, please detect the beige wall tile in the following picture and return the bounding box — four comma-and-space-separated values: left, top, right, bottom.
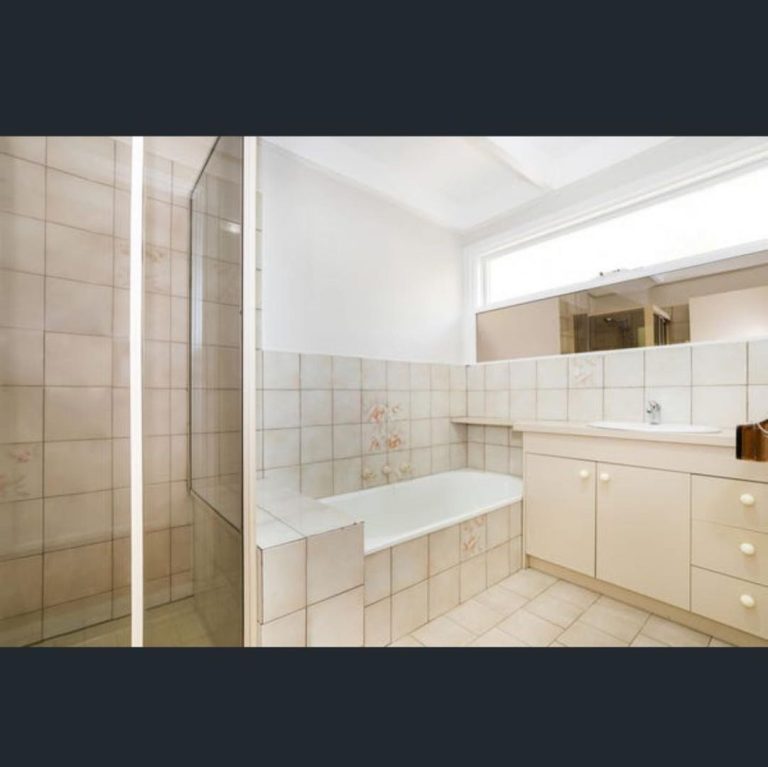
43, 541, 111, 607
261, 609, 306, 647
487, 506, 510, 548
0, 269, 43, 330
144, 529, 171, 581
391, 581, 428, 640
45, 222, 114, 286
307, 524, 363, 604
45, 333, 111, 386
428, 565, 460, 619
261, 539, 306, 622
0, 555, 42, 619
0, 212, 44, 274
428, 523, 459, 576
0, 328, 43, 385
392, 536, 428, 592
44, 491, 111, 551
42, 591, 111, 640
300, 461, 332, 498
0, 499, 42, 561
307, 586, 364, 647
460, 515, 486, 560
301, 425, 332, 463
0, 155, 44, 219
44, 387, 111, 441
364, 548, 391, 606
460, 554, 487, 602
45, 276, 112, 336
302, 390, 332, 426
364, 597, 391, 647
46, 169, 113, 235
171, 525, 192, 574
0, 610, 42, 647
0, 442, 42, 502
0, 136, 45, 163
144, 198, 171, 248
0, 387, 42, 443
486, 542, 511, 586
46, 137, 115, 186
44, 439, 111, 496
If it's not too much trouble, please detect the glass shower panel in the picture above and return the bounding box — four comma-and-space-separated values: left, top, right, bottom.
189, 137, 244, 646
1, 137, 131, 646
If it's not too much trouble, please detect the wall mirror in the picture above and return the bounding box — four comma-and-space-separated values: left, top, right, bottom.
477, 245, 768, 361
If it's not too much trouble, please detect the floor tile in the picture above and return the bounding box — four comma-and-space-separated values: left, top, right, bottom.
498, 608, 562, 646
471, 628, 527, 647
498, 568, 556, 599
388, 635, 424, 647
579, 596, 649, 642
543, 580, 600, 609
630, 634, 667, 647
558, 620, 628, 647
475, 584, 528, 617
413, 616, 475, 647
642, 615, 709, 647
446, 598, 503, 635
526, 592, 584, 628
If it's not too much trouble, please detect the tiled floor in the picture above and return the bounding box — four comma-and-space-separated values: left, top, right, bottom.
34, 599, 214, 647
389, 568, 734, 648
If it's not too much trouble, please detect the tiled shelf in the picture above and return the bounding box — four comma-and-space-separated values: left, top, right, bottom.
451, 417, 516, 427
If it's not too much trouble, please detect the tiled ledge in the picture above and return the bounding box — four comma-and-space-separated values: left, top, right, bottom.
452, 417, 736, 448
256, 478, 357, 549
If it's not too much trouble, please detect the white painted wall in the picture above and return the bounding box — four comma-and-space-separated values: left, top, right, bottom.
260, 143, 465, 363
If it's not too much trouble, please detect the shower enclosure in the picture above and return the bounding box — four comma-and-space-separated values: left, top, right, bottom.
0, 136, 259, 646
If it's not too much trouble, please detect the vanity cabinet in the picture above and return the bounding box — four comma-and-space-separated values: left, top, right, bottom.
525, 454, 595, 576
596, 464, 690, 609
521, 428, 768, 642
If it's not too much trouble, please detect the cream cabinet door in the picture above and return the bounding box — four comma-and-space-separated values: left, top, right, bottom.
596, 464, 690, 609
525, 453, 596, 576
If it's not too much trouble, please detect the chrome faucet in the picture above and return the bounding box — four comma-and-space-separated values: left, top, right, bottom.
646, 400, 661, 425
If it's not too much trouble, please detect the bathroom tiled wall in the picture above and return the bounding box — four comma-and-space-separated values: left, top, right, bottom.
463, 340, 768, 472
467, 339, 768, 429
258, 352, 468, 498
0, 137, 194, 645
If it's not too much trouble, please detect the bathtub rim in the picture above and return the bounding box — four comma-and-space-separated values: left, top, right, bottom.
320, 469, 523, 555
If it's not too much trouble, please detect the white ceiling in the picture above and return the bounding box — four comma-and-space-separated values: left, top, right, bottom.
263, 136, 673, 232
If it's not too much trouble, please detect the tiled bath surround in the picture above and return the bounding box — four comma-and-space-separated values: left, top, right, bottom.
258, 352, 469, 497
364, 502, 522, 646
0, 137, 195, 645
255, 484, 522, 646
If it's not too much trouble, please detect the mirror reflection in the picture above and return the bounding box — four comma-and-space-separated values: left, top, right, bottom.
477, 247, 768, 361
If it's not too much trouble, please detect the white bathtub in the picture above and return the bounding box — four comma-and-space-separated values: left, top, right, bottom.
321, 469, 523, 554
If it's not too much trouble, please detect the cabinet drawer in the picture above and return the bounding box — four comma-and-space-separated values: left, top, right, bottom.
691, 567, 768, 640
692, 475, 768, 533
692, 520, 768, 586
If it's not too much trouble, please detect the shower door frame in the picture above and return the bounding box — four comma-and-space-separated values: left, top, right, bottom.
128, 135, 258, 647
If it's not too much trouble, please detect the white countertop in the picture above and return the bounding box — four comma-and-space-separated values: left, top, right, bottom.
451, 417, 736, 448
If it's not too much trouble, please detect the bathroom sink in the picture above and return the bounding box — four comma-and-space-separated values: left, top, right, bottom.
588, 420, 721, 434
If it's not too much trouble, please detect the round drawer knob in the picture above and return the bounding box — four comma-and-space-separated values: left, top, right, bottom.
740, 493, 756, 507
740, 594, 756, 609
600, 472, 611, 483
579, 469, 590, 479
740, 542, 756, 556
